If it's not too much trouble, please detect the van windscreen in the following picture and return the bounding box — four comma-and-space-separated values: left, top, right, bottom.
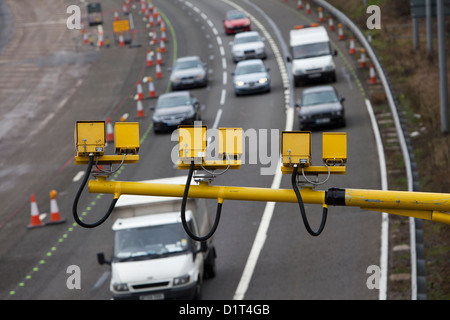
292, 42, 331, 59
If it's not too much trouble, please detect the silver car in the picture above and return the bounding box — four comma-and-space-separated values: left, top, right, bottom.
230, 31, 266, 62
232, 59, 270, 96
296, 85, 346, 130
169, 56, 208, 90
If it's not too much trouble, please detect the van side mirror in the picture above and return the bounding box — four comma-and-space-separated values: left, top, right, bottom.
286, 56, 292, 63
334, 50, 338, 56
97, 252, 111, 265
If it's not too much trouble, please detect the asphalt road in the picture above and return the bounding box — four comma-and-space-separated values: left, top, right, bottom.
0, 0, 382, 300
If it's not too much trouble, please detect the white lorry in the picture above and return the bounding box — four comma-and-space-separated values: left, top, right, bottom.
287, 24, 337, 86
97, 176, 216, 300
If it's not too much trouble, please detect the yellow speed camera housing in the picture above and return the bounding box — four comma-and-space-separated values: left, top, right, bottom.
115, 122, 140, 155
74, 120, 139, 165
281, 131, 311, 167
75, 121, 105, 157
177, 126, 243, 170
178, 125, 207, 164
322, 132, 347, 165
281, 131, 346, 175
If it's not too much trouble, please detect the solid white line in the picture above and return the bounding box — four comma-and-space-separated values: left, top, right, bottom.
365, 98, 388, 300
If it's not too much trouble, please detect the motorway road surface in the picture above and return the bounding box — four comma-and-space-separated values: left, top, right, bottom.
0, 0, 382, 300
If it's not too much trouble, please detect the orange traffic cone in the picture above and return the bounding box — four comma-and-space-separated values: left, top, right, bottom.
160, 30, 167, 42
318, 7, 324, 23
136, 100, 145, 118
328, 15, 334, 31
349, 37, 356, 55
338, 23, 345, 40
83, 32, 89, 44
149, 15, 154, 27
160, 39, 166, 53
155, 63, 162, 79
147, 49, 153, 67
136, 81, 144, 100
114, 10, 119, 21
359, 48, 367, 68
297, 0, 303, 10
106, 117, 114, 142
151, 30, 158, 45
306, 1, 311, 14
28, 194, 43, 228
156, 47, 162, 65
119, 33, 125, 47
98, 33, 104, 47
48, 190, 65, 225
369, 63, 377, 84
147, 77, 156, 98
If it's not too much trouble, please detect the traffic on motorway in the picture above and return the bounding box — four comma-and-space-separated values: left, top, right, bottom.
0, 0, 388, 303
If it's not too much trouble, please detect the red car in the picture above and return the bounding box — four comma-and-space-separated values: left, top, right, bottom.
223, 9, 251, 35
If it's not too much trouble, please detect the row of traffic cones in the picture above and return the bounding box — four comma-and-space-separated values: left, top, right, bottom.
28, 191, 65, 229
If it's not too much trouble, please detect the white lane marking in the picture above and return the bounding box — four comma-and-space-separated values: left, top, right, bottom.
220, 89, 226, 106
73, 171, 85, 182
212, 108, 223, 129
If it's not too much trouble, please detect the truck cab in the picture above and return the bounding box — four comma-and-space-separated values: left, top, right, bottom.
287, 24, 337, 86
97, 176, 216, 300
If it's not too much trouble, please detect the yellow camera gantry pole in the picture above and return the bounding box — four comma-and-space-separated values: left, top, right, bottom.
73, 122, 450, 235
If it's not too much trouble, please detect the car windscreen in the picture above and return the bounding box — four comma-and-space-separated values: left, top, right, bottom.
235, 63, 265, 75
292, 42, 331, 59
174, 59, 201, 70
156, 95, 190, 108
302, 90, 338, 106
113, 222, 191, 261
227, 11, 246, 20
234, 36, 260, 44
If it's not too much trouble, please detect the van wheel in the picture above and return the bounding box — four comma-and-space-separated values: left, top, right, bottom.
204, 246, 216, 279
194, 279, 202, 300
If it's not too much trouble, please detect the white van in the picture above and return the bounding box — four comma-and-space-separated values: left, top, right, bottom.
287, 24, 337, 86
97, 176, 216, 300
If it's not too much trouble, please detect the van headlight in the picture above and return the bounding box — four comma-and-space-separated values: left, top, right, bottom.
294, 69, 304, 76
173, 274, 190, 286
112, 283, 129, 292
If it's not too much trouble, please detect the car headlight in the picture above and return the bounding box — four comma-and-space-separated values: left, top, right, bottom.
173, 274, 190, 286
235, 80, 245, 87
152, 114, 162, 122
195, 73, 205, 79
112, 283, 129, 292
183, 109, 195, 119
258, 77, 268, 84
